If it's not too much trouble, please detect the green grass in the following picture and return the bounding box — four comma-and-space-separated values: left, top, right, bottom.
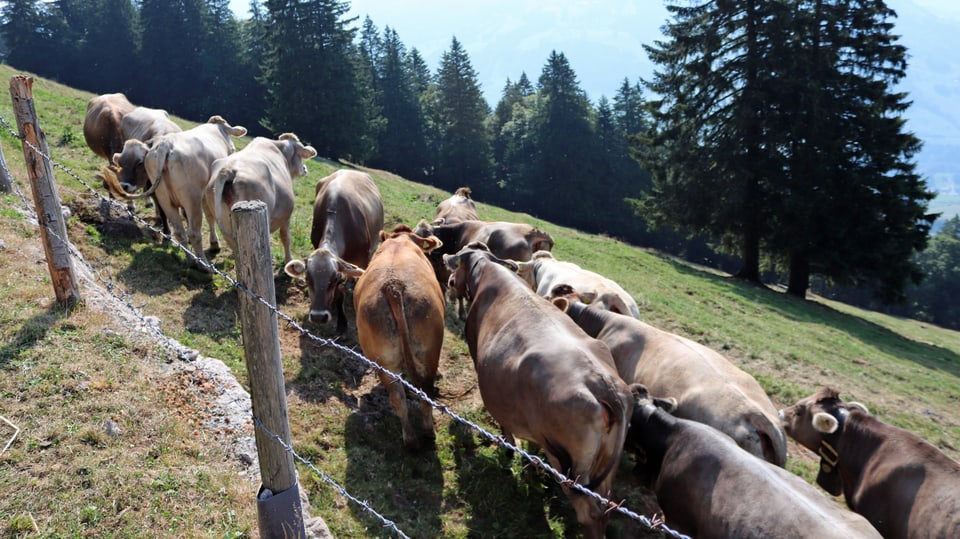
1, 62, 959, 538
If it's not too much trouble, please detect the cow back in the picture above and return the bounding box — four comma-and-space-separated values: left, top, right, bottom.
312, 170, 384, 267
84, 93, 135, 161
630, 405, 881, 538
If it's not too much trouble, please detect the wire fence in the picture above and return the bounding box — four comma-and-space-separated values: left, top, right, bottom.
0, 112, 688, 539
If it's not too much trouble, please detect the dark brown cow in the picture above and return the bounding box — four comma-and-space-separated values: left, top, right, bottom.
353, 225, 445, 450
628, 385, 882, 539
779, 387, 960, 539
205, 133, 317, 265
443, 242, 634, 539
415, 218, 554, 318
552, 291, 787, 466
284, 169, 384, 333
432, 186, 479, 224
83, 93, 135, 162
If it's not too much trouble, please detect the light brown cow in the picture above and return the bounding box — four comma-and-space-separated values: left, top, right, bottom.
552, 291, 787, 466
106, 116, 247, 268
284, 169, 384, 334
519, 251, 640, 318
205, 134, 317, 265
432, 186, 479, 224
415, 218, 554, 318
353, 225, 445, 450
780, 387, 960, 539
628, 385, 882, 539
111, 106, 183, 196
83, 93, 135, 162
443, 242, 634, 539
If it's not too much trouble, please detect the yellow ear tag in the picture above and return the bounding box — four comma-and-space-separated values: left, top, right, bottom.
423, 241, 430, 249
455, 257, 462, 268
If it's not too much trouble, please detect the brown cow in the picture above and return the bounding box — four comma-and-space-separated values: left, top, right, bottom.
415, 218, 554, 318
432, 186, 479, 224
111, 106, 183, 196
105, 116, 247, 268
779, 387, 960, 539
284, 169, 384, 334
205, 133, 317, 265
83, 93, 135, 162
443, 242, 634, 539
353, 225, 445, 450
552, 291, 787, 466
627, 385, 882, 539
520, 251, 641, 318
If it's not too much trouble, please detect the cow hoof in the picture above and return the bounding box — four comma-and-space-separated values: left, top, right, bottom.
208, 245, 221, 255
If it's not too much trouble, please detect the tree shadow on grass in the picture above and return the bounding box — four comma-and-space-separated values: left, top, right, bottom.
0, 303, 73, 368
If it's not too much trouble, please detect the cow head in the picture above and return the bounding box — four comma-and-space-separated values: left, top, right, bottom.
778, 387, 870, 494
625, 384, 677, 484
443, 241, 518, 302
278, 133, 318, 178
380, 224, 443, 254
285, 248, 364, 325
207, 115, 248, 153
112, 139, 152, 193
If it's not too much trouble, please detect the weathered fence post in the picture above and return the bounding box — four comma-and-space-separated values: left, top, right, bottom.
231, 200, 305, 539
0, 142, 11, 192
9, 75, 80, 305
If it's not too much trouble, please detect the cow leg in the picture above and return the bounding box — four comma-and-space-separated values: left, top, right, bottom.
334, 288, 348, 334
202, 196, 220, 254
184, 205, 211, 270
280, 223, 293, 265
376, 370, 419, 451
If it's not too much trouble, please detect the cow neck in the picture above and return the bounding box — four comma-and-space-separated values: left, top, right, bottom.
463, 255, 489, 302
565, 301, 610, 338
815, 406, 850, 495
628, 403, 674, 478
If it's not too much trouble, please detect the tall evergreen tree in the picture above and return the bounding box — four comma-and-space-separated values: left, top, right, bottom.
433, 36, 491, 192
138, 0, 208, 115
369, 27, 428, 180
491, 79, 538, 209
261, 0, 366, 159
80, 0, 139, 95
771, 0, 934, 299
1, 0, 65, 78
532, 50, 596, 225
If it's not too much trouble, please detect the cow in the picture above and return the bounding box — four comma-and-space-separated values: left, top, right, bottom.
779, 387, 960, 539
627, 385, 882, 539
83, 93, 135, 163
101, 106, 183, 234
443, 242, 634, 539
551, 289, 787, 466
104, 116, 247, 269
414, 218, 554, 318
519, 250, 641, 318
352, 225, 445, 450
205, 133, 317, 265
432, 186, 479, 224
284, 169, 384, 334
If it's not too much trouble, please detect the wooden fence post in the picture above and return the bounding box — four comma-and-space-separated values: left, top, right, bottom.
231, 200, 305, 539
8, 75, 80, 305
0, 142, 11, 192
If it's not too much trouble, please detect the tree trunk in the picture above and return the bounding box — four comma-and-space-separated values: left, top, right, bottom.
734, 226, 762, 282
787, 252, 810, 298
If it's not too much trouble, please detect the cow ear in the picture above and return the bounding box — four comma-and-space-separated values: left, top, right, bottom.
812, 412, 839, 434
847, 402, 869, 414
579, 291, 598, 304
338, 259, 365, 278
379, 230, 390, 242
654, 397, 678, 413
299, 145, 318, 159
552, 297, 569, 312
284, 259, 306, 278
112, 152, 121, 166
443, 253, 462, 271
498, 259, 519, 273
418, 235, 442, 253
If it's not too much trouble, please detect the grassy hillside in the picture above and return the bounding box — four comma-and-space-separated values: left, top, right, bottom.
1, 63, 959, 538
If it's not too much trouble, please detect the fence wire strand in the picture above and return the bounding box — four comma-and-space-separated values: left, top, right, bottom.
0, 112, 688, 539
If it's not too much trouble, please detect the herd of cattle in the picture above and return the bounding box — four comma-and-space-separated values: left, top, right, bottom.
82, 93, 959, 538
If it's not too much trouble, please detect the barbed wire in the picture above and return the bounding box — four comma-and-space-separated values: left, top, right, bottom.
0, 113, 688, 539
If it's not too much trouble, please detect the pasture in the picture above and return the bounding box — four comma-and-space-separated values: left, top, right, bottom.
1, 63, 959, 537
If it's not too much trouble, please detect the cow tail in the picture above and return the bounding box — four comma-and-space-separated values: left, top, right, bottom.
211, 168, 237, 243
132, 141, 170, 200
385, 281, 430, 395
